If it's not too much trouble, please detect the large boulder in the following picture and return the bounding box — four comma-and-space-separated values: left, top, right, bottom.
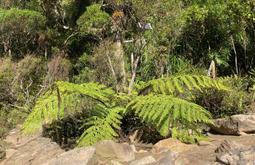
210, 114, 255, 135
156, 151, 176, 165
215, 140, 255, 165
215, 140, 243, 153
129, 156, 156, 165
2, 137, 64, 165
43, 147, 96, 165
95, 140, 135, 162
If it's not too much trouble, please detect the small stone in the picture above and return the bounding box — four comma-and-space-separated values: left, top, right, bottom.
137, 149, 148, 153
153, 138, 193, 154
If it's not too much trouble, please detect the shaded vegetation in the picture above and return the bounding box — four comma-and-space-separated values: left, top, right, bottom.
0, 0, 255, 150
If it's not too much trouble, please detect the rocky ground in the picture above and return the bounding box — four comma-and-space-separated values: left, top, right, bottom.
1, 114, 255, 165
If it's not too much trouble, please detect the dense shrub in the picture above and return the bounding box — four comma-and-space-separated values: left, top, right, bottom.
14, 55, 46, 94
195, 77, 253, 118
178, 0, 255, 74
73, 52, 96, 83
73, 41, 124, 88
45, 54, 73, 85
0, 8, 46, 58
0, 56, 47, 138
77, 4, 110, 36
0, 58, 16, 104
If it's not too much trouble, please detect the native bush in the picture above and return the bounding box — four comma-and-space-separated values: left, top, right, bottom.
77, 4, 110, 36
0, 8, 46, 58
195, 76, 253, 118
1, 0, 255, 151
0, 56, 47, 138
177, 0, 255, 73
45, 54, 73, 85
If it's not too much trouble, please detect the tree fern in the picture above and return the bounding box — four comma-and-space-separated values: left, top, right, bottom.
139, 75, 228, 95
127, 95, 212, 141
22, 81, 115, 134
22, 75, 230, 146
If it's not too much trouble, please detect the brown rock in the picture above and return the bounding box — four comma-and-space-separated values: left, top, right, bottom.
215, 140, 243, 153
156, 151, 176, 165
43, 147, 96, 165
110, 160, 124, 165
216, 153, 239, 165
153, 138, 193, 154
95, 140, 135, 162
215, 140, 255, 165
198, 140, 213, 146
129, 156, 156, 165
211, 114, 255, 135
2, 137, 64, 165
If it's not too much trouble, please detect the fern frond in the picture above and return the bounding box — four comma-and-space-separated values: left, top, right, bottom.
171, 127, 207, 143
128, 95, 212, 137
56, 81, 115, 104
22, 81, 115, 135
77, 106, 125, 146
139, 75, 229, 95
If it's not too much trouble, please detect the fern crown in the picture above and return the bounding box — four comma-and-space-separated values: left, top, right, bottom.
22, 75, 228, 145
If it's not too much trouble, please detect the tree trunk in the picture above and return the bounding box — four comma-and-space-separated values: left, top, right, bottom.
128, 53, 140, 94
208, 60, 216, 79
106, 51, 118, 88
113, 40, 126, 92
231, 35, 238, 75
